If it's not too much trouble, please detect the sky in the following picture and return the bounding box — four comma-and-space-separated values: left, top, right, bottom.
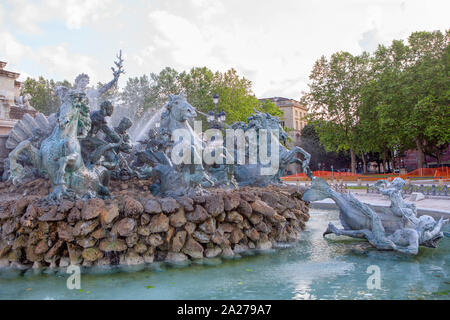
0, 0, 448, 100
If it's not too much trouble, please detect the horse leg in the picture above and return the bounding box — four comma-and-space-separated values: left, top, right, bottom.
52, 142, 78, 199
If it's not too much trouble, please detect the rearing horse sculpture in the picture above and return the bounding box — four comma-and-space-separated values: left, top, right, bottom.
40, 92, 108, 200
159, 92, 214, 188
232, 111, 310, 187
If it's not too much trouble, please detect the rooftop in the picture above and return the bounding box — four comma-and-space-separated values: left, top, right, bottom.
0, 61, 21, 79
259, 96, 306, 109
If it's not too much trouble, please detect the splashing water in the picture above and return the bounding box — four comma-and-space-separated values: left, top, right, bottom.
132, 108, 164, 143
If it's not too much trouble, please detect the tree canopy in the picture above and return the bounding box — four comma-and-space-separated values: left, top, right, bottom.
21, 77, 72, 115
121, 66, 282, 125
304, 29, 449, 172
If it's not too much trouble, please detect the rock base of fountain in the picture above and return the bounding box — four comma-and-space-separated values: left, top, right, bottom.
0, 180, 309, 269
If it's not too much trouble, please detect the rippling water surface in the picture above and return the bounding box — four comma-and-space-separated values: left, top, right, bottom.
1, 209, 449, 300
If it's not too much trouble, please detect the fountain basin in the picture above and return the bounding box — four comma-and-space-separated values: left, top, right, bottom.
0, 179, 309, 270
1, 208, 448, 300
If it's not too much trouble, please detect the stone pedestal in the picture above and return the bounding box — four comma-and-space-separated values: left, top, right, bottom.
0, 180, 310, 269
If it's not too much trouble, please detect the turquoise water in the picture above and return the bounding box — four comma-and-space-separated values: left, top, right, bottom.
0, 209, 449, 300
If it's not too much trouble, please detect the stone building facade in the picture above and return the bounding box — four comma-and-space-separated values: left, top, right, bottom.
0, 61, 35, 135
259, 96, 308, 144
259, 97, 308, 175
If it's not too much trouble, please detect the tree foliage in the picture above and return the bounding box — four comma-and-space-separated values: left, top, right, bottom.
305, 29, 449, 171
21, 77, 72, 115
120, 66, 282, 125
304, 52, 370, 172
299, 123, 351, 171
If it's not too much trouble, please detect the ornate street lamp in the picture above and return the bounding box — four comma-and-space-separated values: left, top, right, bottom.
218, 111, 226, 123
206, 93, 226, 129
206, 111, 215, 123
213, 92, 219, 113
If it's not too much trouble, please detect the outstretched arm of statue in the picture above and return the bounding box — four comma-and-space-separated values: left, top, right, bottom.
374, 180, 392, 196
423, 217, 449, 241
97, 50, 124, 97
102, 124, 121, 143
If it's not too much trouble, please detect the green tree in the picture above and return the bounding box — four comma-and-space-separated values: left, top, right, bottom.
21, 77, 72, 115
299, 123, 351, 171
363, 30, 449, 168
144, 67, 182, 108
404, 30, 450, 166
305, 52, 371, 173
131, 66, 282, 125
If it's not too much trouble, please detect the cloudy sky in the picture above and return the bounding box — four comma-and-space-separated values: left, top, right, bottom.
0, 0, 448, 100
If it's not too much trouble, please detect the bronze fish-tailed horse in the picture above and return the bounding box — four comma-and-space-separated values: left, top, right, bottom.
39, 93, 109, 200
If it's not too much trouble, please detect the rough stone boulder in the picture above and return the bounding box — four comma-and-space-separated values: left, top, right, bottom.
251, 200, 276, 217
82, 198, 106, 220
159, 197, 180, 214
0, 182, 309, 269
170, 208, 187, 228
171, 231, 187, 252
99, 239, 127, 252
182, 238, 204, 259
123, 196, 144, 216
186, 205, 210, 223
204, 194, 224, 216
100, 203, 120, 225
112, 218, 136, 237
144, 200, 162, 214
223, 193, 240, 211
148, 214, 169, 233
166, 252, 188, 263
82, 248, 103, 262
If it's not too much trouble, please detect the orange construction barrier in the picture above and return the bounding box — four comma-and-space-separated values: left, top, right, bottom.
434, 167, 450, 179
282, 167, 450, 182
400, 168, 437, 179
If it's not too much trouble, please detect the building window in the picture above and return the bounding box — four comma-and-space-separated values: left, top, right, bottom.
296, 121, 299, 129
280, 121, 285, 127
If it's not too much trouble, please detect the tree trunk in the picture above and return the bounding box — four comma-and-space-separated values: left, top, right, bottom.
382, 150, 387, 174
350, 149, 356, 174
361, 152, 367, 174
415, 138, 424, 169
391, 149, 396, 173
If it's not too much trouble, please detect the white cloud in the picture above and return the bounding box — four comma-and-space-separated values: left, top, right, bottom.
63, 0, 117, 30
1, 0, 449, 100
0, 31, 31, 63
5, 0, 119, 33
35, 43, 98, 81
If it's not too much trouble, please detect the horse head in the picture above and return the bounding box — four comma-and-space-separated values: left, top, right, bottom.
165, 92, 197, 123
57, 93, 83, 131
246, 111, 287, 145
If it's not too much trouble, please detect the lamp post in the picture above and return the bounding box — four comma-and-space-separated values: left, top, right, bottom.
213, 93, 219, 114
207, 93, 226, 129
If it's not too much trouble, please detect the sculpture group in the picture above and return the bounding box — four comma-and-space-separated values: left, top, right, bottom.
5, 51, 308, 201
3, 51, 447, 256
302, 169, 448, 255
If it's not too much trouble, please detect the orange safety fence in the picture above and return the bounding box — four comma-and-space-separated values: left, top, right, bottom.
400, 167, 450, 179
282, 167, 450, 181
434, 167, 450, 179
282, 170, 362, 182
